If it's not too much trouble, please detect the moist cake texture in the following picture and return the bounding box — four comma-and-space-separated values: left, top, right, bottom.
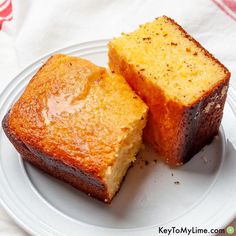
108, 16, 230, 166
2, 54, 148, 202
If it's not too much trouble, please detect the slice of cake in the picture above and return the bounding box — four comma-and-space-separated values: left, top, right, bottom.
108, 16, 230, 166
2, 54, 148, 203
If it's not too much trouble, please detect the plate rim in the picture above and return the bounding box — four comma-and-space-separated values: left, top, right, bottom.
0, 39, 236, 236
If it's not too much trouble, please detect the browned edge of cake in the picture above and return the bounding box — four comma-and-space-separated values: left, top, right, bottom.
2, 111, 114, 203
163, 16, 231, 163
179, 78, 229, 163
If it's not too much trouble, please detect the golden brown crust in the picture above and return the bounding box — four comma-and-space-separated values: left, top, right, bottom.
3, 54, 148, 202
7, 55, 108, 179
2, 112, 111, 203
108, 16, 231, 166
7, 54, 147, 179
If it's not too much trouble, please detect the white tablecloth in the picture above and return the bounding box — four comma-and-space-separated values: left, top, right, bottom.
0, 0, 236, 235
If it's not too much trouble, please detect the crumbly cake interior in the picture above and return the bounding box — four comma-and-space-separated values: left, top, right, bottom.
110, 16, 228, 105
104, 119, 145, 199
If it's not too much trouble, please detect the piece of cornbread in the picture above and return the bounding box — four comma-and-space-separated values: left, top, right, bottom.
2, 54, 148, 203
108, 16, 230, 166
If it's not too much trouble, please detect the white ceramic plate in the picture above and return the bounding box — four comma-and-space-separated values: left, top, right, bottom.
0, 40, 236, 236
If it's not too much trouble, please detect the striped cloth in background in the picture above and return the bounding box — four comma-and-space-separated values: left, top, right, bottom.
0, 0, 12, 29
1, 1, 236, 30
213, 0, 236, 21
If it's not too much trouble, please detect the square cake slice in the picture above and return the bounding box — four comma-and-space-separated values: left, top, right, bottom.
108, 16, 230, 166
2, 54, 148, 203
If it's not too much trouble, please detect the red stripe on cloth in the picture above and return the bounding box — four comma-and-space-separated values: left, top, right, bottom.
0, 0, 7, 8
223, 0, 236, 13
0, 1, 12, 17
0, 0, 12, 29
212, 0, 236, 22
